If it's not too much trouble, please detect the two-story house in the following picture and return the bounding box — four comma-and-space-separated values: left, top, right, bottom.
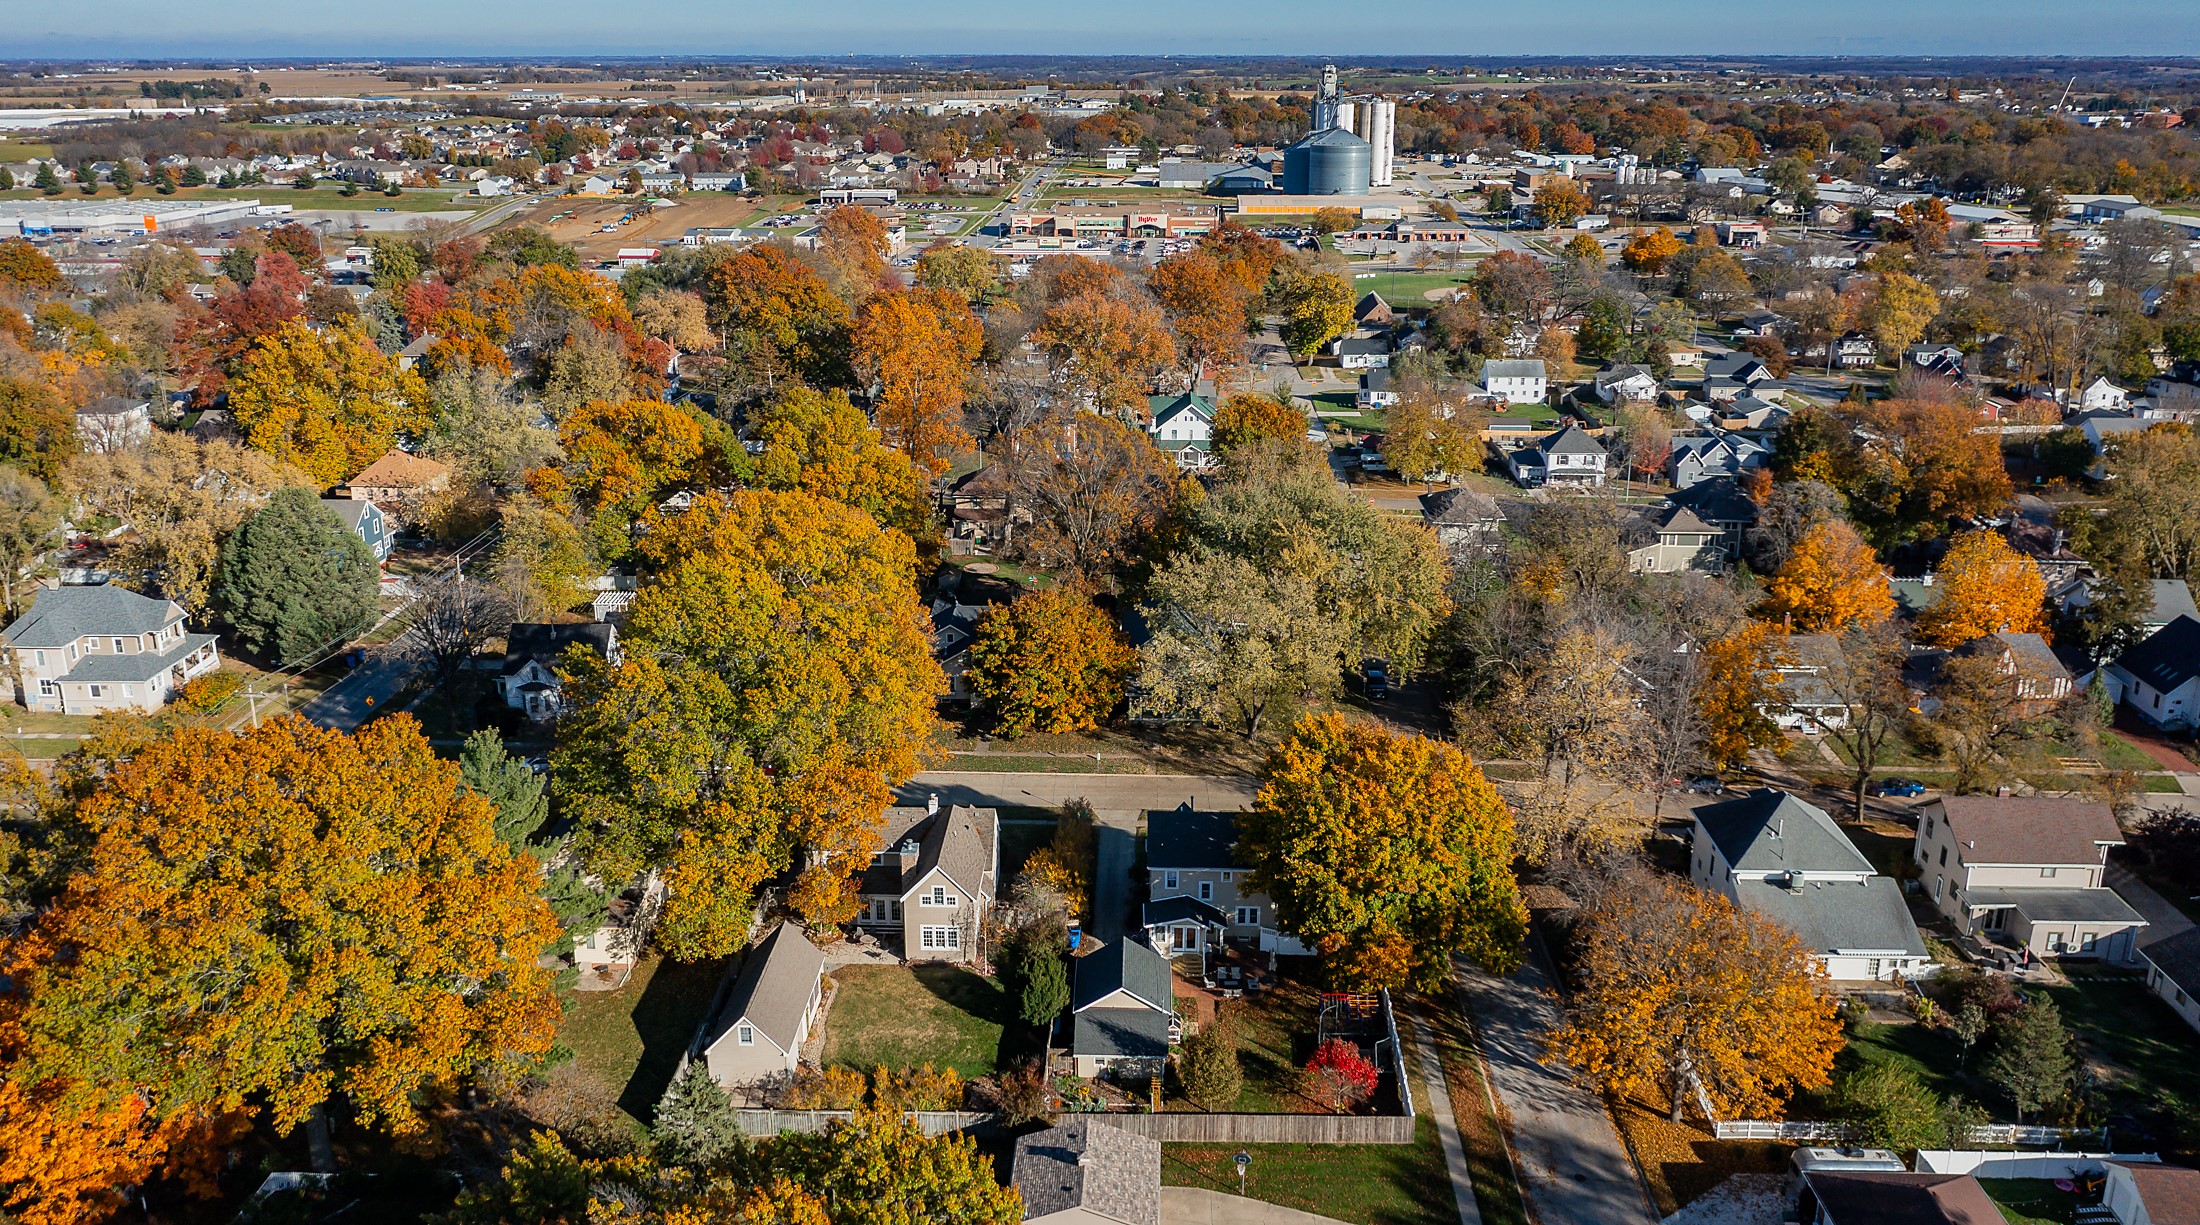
1143, 805, 1308, 956
1482, 359, 1548, 404
3, 584, 221, 714
499, 622, 620, 720
1691, 789, 1930, 981
1068, 936, 1176, 1079
1591, 362, 1660, 405
1947, 632, 2074, 715
694, 922, 826, 1095
1763, 633, 1853, 731
322, 497, 394, 564
1668, 432, 1772, 491
856, 799, 998, 963
2108, 615, 2200, 732
1625, 504, 1728, 575
1914, 796, 2146, 964
1503, 425, 1608, 488
75, 396, 153, 453
1417, 487, 1505, 554
1146, 392, 1216, 470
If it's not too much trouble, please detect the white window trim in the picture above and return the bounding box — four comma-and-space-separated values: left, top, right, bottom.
1197, 881, 1213, 902
1234, 906, 1260, 926
1164, 871, 1178, 890
919, 925, 961, 951
736, 1023, 755, 1046
924, 885, 957, 907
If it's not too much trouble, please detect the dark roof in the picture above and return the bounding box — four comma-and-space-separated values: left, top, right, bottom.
3, 584, 185, 648
56, 633, 219, 684
1071, 1004, 1171, 1060
1804, 1171, 2003, 1225
1694, 789, 1875, 875
1072, 937, 1174, 1015
1333, 336, 1391, 356
1536, 424, 1607, 458
2145, 928, 2200, 998
701, 922, 823, 1056
1953, 632, 2073, 682
1929, 796, 2124, 865
504, 622, 616, 674
1361, 367, 1395, 393
1146, 806, 1239, 871
859, 805, 998, 902
1666, 477, 1762, 526
2107, 1163, 2200, 1225
1012, 1120, 1163, 1225
2116, 616, 2200, 692
1419, 486, 1503, 526
321, 497, 378, 532
1735, 876, 1926, 957
1354, 291, 1393, 321
1143, 895, 1229, 928
1963, 887, 2146, 926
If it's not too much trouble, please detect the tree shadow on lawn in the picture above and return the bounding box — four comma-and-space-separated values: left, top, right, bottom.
615, 956, 730, 1123
908, 963, 1043, 1071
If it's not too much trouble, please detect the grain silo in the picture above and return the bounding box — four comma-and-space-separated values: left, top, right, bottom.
1283, 126, 1372, 196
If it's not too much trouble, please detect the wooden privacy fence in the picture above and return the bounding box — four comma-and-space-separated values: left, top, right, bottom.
731, 1109, 993, 1137
1103, 1111, 1418, 1144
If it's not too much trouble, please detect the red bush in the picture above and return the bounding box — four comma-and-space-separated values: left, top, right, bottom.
1303, 1038, 1379, 1113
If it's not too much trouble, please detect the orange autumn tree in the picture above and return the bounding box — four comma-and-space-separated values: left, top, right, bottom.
1550, 871, 1842, 1122
700, 244, 853, 389
967, 589, 1136, 738
224, 319, 432, 486
817, 204, 890, 286
1028, 288, 1176, 415
748, 386, 927, 538
1697, 621, 1789, 771
852, 287, 982, 476
554, 490, 942, 952
1149, 250, 1253, 374
1758, 520, 1896, 632
0, 717, 559, 1223
1915, 529, 2049, 648
1238, 715, 1526, 992
1212, 392, 1310, 456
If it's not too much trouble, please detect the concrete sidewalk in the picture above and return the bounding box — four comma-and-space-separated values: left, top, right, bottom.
1411, 1015, 1483, 1225
1162, 1187, 1354, 1225
1454, 939, 1659, 1225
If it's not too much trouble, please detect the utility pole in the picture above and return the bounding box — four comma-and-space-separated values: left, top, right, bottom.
245, 684, 261, 729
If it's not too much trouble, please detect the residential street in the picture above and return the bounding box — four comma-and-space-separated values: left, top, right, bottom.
297, 645, 423, 732
1454, 940, 1660, 1225
898, 771, 1257, 937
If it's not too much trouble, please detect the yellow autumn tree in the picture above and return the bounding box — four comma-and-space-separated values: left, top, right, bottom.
0, 717, 559, 1223
1550, 871, 1842, 1122
1915, 529, 2048, 648
851, 287, 982, 476
749, 386, 927, 538
226, 319, 431, 487
1758, 520, 1896, 632
966, 588, 1135, 737
1211, 393, 1309, 456
1697, 621, 1789, 772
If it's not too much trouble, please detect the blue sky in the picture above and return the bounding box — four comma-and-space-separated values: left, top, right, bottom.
10, 0, 2200, 58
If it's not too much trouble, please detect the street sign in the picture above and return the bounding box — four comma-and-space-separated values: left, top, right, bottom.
1233, 1151, 1250, 1195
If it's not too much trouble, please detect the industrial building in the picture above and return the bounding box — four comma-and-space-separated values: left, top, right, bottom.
1300, 62, 1396, 189
1, 197, 266, 236
1282, 127, 1372, 196
1004, 208, 1219, 240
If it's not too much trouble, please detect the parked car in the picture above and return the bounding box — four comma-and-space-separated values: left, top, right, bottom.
1874, 777, 1928, 797
1362, 659, 1391, 700
1682, 776, 1726, 795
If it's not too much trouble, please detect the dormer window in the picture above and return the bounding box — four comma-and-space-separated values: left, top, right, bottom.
925, 886, 956, 907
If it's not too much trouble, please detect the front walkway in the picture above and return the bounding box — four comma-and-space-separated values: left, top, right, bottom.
1162, 1187, 1355, 1225
1453, 938, 1660, 1225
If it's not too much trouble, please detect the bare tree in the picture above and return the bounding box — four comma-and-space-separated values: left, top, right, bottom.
404, 570, 511, 691
1804, 626, 1914, 819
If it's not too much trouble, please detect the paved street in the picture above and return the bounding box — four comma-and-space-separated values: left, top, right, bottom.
1454, 941, 1659, 1225
900, 771, 1256, 936
297, 645, 424, 732
2107, 860, 2197, 949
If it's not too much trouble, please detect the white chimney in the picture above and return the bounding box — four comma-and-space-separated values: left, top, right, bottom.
927, 792, 939, 816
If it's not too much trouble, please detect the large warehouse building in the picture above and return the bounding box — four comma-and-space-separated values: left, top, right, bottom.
0, 198, 266, 236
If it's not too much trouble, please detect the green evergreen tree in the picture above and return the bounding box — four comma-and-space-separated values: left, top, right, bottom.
110, 162, 136, 195
213, 487, 380, 664
1178, 1014, 1244, 1111
1984, 996, 2075, 1124
180, 164, 207, 187
653, 1063, 749, 1169
34, 163, 61, 195
1017, 946, 1070, 1026
459, 728, 548, 850
0, 168, 14, 191
1830, 1064, 1944, 1150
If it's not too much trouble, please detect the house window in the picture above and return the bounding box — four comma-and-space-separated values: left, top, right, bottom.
1234, 906, 1260, 926
736, 1024, 754, 1046
1934, 875, 1944, 900
30, 651, 42, 667
2081, 932, 2098, 952
112, 638, 125, 653
2040, 867, 2058, 879
86, 685, 102, 699
1164, 871, 1178, 891
920, 925, 961, 951
925, 886, 956, 907
1220, 871, 1233, 883
1939, 846, 1948, 866
1198, 881, 1213, 902
36, 680, 55, 697
1923, 816, 1934, 839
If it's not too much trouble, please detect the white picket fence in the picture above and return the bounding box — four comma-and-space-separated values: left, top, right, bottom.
1714, 1119, 2074, 1146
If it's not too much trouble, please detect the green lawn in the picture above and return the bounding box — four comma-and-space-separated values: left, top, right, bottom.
1172, 970, 1323, 1113
1348, 270, 1476, 301
1979, 1177, 2081, 1225
2036, 973, 2200, 1136
820, 964, 1011, 1080
1164, 1057, 1454, 1225
2097, 731, 2166, 772
1817, 1019, 2001, 1118
557, 952, 731, 1124
0, 185, 489, 212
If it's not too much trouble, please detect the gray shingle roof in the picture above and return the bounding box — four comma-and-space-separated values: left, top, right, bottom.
1733, 876, 1926, 956
1483, 359, 1547, 381
2, 584, 185, 649
2117, 615, 2200, 692
862, 804, 998, 903
1419, 486, 1503, 526
1963, 887, 2146, 926
702, 922, 823, 1056
1536, 425, 1607, 458
58, 633, 217, 684
1695, 789, 1875, 875
2144, 927, 2200, 998
1072, 1003, 1171, 1060
1012, 1119, 1162, 1225
1146, 806, 1239, 871
1142, 895, 1229, 928
2151, 580, 2199, 627
1073, 937, 1174, 1015
321, 498, 376, 532
503, 622, 616, 675
1930, 796, 2124, 865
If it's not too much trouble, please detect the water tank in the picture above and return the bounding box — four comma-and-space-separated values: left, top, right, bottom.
1283, 127, 1372, 196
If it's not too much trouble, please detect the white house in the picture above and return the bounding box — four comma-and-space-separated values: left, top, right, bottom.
2103, 1159, 2200, 1225
2107, 616, 2200, 732
2079, 376, 2131, 414
1358, 367, 1399, 408
1330, 336, 1392, 370
1145, 392, 1216, 470
1503, 424, 1607, 488
74, 397, 153, 453
1591, 363, 1660, 405
1691, 788, 1930, 981
499, 622, 620, 720
1482, 358, 1548, 404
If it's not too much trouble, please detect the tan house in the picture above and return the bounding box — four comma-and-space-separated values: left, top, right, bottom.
855, 799, 998, 963
694, 922, 826, 1093
1142, 806, 1308, 956
3, 584, 220, 714
334, 448, 451, 515
1625, 504, 1728, 575
1914, 796, 2146, 964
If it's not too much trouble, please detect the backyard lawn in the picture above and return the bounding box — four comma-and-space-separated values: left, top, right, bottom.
557, 952, 730, 1124
820, 964, 1014, 1080
2038, 972, 2200, 1143
1979, 1177, 2082, 1225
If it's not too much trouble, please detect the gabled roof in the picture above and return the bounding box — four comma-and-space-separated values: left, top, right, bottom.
1147, 392, 1214, 427
1734, 876, 1926, 957
1648, 504, 1718, 536
1694, 789, 1875, 875
1143, 895, 1230, 928
1013, 1120, 1163, 1225
2106, 1162, 2200, 1225
1483, 358, 1547, 381
2143, 928, 2200, 1005
1929, 796, 2124, 865
1666, 478, 1762, 526
2, 584, 184, 649
1354, 291, 1393, 322
1953, 631, 2072, 682
504, 622, 616, 674
1146, 806, 1239, 871
2116, 616, 2200, 691
1802, 1171, 2002, 1225
1534, 424, 1607, 459
1072, 937, 1174, 1015
321, 497, 379, 532
343, 447, 450, 490
1419, 486, 1503, 526
2151, 580, 2199, 627
861, 804, 998, 903
701, 922, 823, 1056
1333, 336, 1391, 357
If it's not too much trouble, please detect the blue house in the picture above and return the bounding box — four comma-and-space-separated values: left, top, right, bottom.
322, 498, 393, 564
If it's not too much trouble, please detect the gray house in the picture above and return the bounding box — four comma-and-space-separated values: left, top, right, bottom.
1417, 487, 1504, 553
1069, 937, 1176, 1079
856, 801, 998, 963
1144, 805, 1307, 955
1012, 1119, 1163, 1225
1668, 432, 1771, 491
695, 922, 826, 1093
3, 584, 221, 714
321, 497, 394, 563
1624, 503, 1727, 575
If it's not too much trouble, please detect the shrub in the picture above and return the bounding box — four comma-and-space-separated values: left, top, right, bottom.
873, 1063, 964, 1112
653, 1063, 746, 1168
1017, 949, 1070, 1027
1178, 1014, 1244, 1111
1302, 1039, 1378, 1114
992, 1059, 1055, 1126
1830, 1064, 1945, 1151
778, 1065, 866, 1110
168, 669, 244, 715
